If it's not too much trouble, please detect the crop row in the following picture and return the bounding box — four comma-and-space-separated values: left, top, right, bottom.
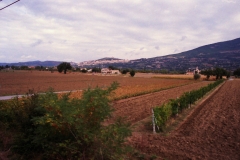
153, 79, 224, 132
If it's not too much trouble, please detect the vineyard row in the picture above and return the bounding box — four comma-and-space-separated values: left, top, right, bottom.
153, 79, 225, 132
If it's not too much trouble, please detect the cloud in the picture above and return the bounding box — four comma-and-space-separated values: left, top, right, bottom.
0, 0, 240, 62
30, 39, 43, 47
180, 36, 187, 41
222, 0, 237, 3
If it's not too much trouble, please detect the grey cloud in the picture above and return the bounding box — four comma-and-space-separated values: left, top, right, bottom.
30, 39, 43, 47
1, 0, 240, 62
180, 36, 187, 41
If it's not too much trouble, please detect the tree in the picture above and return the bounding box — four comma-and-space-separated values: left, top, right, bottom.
201, 68, 228, 80
233, 68, 240, 77
121, 69, 129, 74
108, 66, 118, 70
130, 70, 135, 77
213, 67, 227, 79
81, 69, 87, 73
92, 67, 101, 73
57, 62, 72, 74
194, 73, 201, 80
201, 69, 213, 80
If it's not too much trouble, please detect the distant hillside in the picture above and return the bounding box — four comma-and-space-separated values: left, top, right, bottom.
106, 38, 240, 72
77, 57, 129, 67
0, 61, 62, 67
97, 57, 122, 61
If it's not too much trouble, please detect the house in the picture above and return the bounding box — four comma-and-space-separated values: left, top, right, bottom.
28, 66, 35, 69
186, 67, 201, 75
111, 70, 121, 74
101, 68, 111, 74
101, 68, 120, 74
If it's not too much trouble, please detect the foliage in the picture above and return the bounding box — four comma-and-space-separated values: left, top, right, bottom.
130, 70, 136, 77
108, 66, 118, 70
153, 79, 224, 131
0, 82, 132, 159
57, 62, 72, 74
121, 69, 130, 74
201, 68, 228, 79
153, 103, 172, 131
81, 69, 88, 73
193, 73, 201, 80
92, 67, 101, 73
233, 68, 240, 77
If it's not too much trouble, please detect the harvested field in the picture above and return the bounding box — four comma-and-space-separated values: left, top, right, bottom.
0, 71, 195, 98
127, 79, 240, 160
135, 73, 217, 80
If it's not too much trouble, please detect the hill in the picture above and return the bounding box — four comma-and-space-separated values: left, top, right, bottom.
104, 37, 240, 72
0, 61, 63, 67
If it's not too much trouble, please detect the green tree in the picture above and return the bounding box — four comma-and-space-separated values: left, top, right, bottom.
20, 65, 29, 70
57, 62, 72, 74
200, 69, 213, 80
121, 69, 130, 74
201, 68, 228, 80
233, 68, 240, 77
130, 70, 135, 77
81, 69, 87, 73
92, 67, 101, 73
193, 73, 201, 80
108, 66, 118, 70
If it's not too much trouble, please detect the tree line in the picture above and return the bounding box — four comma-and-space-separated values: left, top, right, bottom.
1, 63, 240, 78
200, 67, 231, 79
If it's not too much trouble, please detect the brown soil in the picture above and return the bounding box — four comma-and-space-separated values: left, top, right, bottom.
126, 79, 240, 160
0, 71, 193, 96
108, 81, 212, 124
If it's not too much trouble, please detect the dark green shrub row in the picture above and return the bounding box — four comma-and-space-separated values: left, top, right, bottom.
0, 82, 132, 160
153, 79, 224, 131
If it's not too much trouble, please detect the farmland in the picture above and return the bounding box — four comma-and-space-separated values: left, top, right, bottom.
128, 79, 240, 159
0, 71, 196, 98
1, 71, 239, 159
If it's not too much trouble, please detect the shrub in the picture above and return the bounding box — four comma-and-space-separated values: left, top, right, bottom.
130, 70, 135, 77
1, 82, 132, 159
153, 103, 172, 131
193, 73, 201, 80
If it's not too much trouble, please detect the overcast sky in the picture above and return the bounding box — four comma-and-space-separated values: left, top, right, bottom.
1, 0, 240, 63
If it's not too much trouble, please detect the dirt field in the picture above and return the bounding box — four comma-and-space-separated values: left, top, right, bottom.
126, 79, 240, 160
108, 81, 213, 124
0, 71, 195, 97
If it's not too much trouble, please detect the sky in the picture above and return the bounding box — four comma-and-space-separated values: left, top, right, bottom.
0, 0, 240, 63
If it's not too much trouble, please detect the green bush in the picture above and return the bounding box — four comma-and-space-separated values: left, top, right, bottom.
193, 73, 201, 80
130, 70, 135, 77
0, 82, 132, 160
153, 79, 224, 132
153, 103, 172, 131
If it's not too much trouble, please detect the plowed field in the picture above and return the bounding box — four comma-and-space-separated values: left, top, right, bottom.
126, 79, 240, 160
108, 81, 213, 124
0, 71, 194, 97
